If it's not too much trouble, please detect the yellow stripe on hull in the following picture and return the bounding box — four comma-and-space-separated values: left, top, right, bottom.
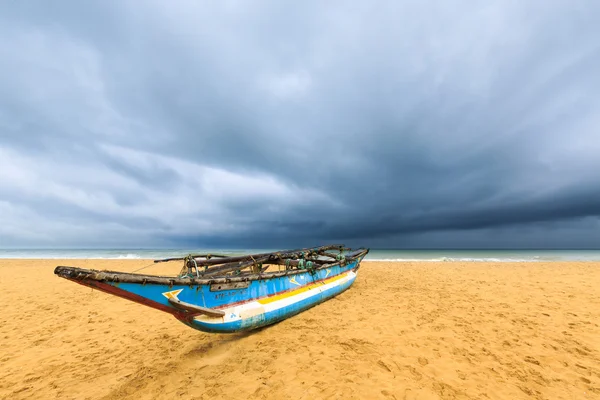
257, 271, 349, 305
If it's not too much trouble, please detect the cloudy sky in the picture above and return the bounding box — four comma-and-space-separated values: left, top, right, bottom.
1, 1, 599, 249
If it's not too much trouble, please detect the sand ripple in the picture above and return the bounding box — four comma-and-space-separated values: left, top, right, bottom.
1, 260, 599, 399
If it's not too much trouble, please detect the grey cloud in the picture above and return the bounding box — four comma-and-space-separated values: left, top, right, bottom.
1, 1, 599, 249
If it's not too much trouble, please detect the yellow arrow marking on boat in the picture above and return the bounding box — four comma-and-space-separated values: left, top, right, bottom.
162, 289, 183, 299
325, 269, 331, 278
289, 277, 301, 286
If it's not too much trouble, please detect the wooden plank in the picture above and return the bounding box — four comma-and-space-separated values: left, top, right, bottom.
209, 281, 250, 291
167, 297, 225, 317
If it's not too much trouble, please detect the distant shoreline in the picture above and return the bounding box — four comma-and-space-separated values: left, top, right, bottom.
2, 248, 600, 261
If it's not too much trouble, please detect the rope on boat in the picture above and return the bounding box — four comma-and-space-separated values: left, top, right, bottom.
131, 262, 160, 273
250, 256, 263, 274
191, 257, 199, 278
296, 259, 315, 272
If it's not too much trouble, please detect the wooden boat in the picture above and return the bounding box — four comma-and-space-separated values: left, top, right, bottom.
54, 245, 369, 333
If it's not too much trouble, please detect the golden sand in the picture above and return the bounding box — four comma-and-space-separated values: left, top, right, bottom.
1, 259, 599, 399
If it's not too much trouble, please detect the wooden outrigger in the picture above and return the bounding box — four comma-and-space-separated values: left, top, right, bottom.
54, 245, 369, 333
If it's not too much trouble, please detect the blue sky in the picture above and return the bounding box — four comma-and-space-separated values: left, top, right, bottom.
1, 1, 599, 248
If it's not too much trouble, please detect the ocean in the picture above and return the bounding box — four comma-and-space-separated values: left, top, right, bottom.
0, 248, 599, 261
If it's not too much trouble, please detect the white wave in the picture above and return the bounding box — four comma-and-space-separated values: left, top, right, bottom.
0, 251, 149, 259
115, 254, 142, 259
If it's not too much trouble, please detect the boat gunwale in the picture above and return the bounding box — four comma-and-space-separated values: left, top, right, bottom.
54, 248, 369, 286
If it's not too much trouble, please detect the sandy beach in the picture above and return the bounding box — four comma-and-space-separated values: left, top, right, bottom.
1, 260, 599, 399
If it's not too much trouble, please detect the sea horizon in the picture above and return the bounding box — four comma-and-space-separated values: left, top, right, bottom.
2, 248, 600, 261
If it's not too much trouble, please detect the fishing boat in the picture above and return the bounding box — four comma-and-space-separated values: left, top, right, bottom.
54, 245, 369, 333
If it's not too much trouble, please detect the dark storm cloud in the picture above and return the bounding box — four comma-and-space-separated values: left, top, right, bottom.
1, 1, 599, 248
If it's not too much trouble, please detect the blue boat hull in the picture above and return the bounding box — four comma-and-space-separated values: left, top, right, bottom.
187, 269, 356, 333
70, 260, 361, 333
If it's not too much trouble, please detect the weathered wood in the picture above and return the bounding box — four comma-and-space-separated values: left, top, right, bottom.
188, 244, 345, 267
344, 249, 369, 259
168, 297, 225, 317
321, 252, 342, 260
154, 254, 229, 263
199, 255, 272, 277
209, 281, 250, 291
187, 245, 344, 276
54, 248, 370, 286
197, 249, 339, 277
269, 259, 329, 267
